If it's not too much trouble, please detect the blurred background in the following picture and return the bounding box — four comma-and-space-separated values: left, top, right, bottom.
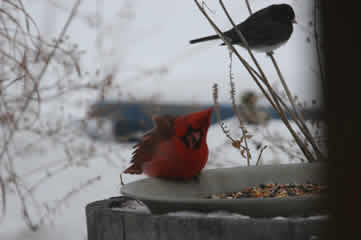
0, 0, 322, 239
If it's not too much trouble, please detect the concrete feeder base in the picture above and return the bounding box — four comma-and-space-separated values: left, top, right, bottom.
86, 197, 328, 240
86, 163, 328, 240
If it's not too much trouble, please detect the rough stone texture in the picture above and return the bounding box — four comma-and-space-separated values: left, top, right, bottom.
86, 198, 328, 240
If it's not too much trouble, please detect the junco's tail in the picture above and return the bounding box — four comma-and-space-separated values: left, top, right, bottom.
189, 34, 220, 44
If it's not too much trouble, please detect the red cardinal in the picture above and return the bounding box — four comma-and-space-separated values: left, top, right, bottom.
124, 108, 213, 180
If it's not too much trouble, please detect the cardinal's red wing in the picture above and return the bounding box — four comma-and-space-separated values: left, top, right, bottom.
123, 115, 175, 174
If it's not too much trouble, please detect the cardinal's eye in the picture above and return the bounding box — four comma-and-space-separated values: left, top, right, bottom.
180, 126, 203, 150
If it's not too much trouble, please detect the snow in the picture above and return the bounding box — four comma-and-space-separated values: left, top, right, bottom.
0, 0, 323, 239
112, 200, 328, 221
112, 199, 151, 214
167, 210, 251, 220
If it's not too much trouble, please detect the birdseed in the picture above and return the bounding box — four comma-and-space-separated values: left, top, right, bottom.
205, 183, 327, 199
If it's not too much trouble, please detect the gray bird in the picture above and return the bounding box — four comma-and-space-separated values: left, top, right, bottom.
189, 4, 296, 53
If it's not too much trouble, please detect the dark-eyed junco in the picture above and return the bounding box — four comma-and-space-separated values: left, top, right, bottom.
189, 4, 296, 53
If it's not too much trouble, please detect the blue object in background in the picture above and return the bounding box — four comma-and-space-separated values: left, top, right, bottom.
88, 101, 321, 142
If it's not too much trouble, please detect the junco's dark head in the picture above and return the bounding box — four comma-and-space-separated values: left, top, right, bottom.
269, 4, 296, 24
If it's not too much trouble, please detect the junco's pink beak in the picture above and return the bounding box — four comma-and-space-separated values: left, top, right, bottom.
292, 19, 297, 24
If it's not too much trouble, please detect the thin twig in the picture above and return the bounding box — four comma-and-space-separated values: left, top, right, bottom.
313, 0, 325, 84
36, 176, 101, 225
194, 0, 318, 162
268, 53, 324, 160
194, 1, 262, 81
243, 0, 322, 161
242, 0, 320, 161
228, 52, 250, 165
256, 145, 267, 166
217, 0, 316, 162
0, 0, 82, 162
0, 176, 6, 223
213, 83, 235, 142
120, 174, 124, 186
12, 176, 39, 231
195, 0, 275, 117
244, 0, 253, 15
36, 0, 81, 82
217, 0, 294, 126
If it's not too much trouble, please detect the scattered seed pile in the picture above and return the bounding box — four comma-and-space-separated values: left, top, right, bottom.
206, 183, 327, 199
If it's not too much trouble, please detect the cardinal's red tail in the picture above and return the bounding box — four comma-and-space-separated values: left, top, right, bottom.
123, 164, 143, 174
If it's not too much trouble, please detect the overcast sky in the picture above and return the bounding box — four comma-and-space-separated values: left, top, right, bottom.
28, 0, 320, 105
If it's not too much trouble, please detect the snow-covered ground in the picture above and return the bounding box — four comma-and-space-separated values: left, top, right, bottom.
1, 0, 321, 239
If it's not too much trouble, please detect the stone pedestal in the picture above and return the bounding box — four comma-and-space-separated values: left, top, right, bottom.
86, 197, 327, 240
